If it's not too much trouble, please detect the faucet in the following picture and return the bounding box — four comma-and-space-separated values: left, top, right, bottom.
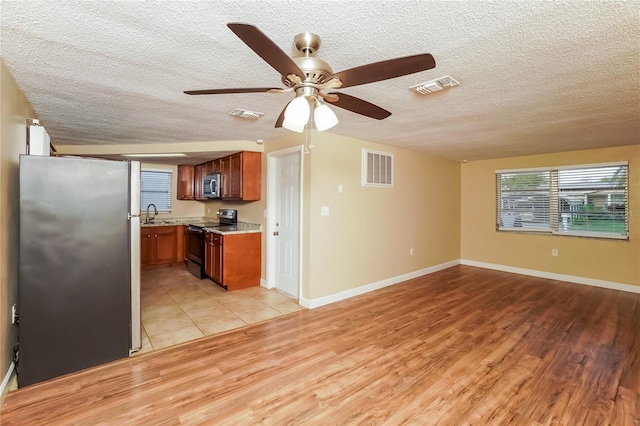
145, 203, 158, 224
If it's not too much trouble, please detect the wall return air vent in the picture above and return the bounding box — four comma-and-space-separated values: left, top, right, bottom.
228, 108, 264, 119
410, 75, 459, 94
362, 149, 393, 187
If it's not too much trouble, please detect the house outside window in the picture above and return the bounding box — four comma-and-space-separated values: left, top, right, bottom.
496, 162, 628, 240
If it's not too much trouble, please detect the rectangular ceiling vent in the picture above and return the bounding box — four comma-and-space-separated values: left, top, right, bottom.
410, 75, 460, 94
228, 108, 264, 120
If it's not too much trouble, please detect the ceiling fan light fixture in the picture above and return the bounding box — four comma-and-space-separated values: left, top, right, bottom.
284, 96, 310, 126
282, 117, 306, 133
314, 103, 339, 131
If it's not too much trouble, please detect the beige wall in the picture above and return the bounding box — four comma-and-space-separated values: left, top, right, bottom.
304, 132, 461, 300
1, 61, 36, 403
461, 145, 640, 287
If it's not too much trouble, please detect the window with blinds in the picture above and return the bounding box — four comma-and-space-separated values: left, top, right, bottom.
362, 149, 393, 187
496, 162, 628, 240
140, 169, 172, 212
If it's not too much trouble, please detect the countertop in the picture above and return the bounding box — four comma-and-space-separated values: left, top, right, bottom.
141, 217, 261, 235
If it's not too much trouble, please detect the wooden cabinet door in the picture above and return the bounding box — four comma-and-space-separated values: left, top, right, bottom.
220, 156, 231, 198
212, 234, 223, 284
154, 226, 177, 264
194, 164, 206, 200
176, 225, 184, 263
177, 165, 195, 200
212, 158, 222, 173
141, 231, 152, 265
228, 153, 242, 199
239, 151, 261, 201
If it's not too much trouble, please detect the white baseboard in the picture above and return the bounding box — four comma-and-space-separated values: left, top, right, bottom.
1, 362, 16, 406
260, 278, 271, 289
460, 259, 640, 294
299, 260, 461, 309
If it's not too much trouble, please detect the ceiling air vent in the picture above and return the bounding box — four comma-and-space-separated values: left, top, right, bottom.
228, 108, 264, 119
410, 75, 459, 94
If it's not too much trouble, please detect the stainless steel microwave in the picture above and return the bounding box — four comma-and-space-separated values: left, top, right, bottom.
203, 173, 222, 199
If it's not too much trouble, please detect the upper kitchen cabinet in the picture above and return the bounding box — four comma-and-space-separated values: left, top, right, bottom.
223, 151, 261, 201
177, 151, 261, 202
177, 165, 195, 200
194, 164, 207, 201
204, 160, 215, 175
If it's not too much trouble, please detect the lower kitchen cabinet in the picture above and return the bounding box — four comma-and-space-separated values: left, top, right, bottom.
141, 226, 178, 268
205, 231, 261, 290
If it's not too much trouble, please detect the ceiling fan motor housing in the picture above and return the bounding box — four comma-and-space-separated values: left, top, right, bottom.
280, 32, 333, 87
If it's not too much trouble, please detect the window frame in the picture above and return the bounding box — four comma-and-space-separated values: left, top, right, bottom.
496, 161, 629, 240
140, 168, 172, 213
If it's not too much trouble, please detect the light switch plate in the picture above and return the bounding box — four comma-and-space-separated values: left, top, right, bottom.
321, 206, 330, 216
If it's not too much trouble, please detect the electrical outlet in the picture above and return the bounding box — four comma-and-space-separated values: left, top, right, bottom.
207, 208, 211, 214
410, 248, 414, 255
11, 304, 17, 324
338, 184, 343, 193
552, 249, 558, 257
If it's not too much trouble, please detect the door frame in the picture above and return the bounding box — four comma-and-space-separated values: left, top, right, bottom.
266, 145, 304, 300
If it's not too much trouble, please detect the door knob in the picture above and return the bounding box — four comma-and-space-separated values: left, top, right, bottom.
273, 231, 279, 236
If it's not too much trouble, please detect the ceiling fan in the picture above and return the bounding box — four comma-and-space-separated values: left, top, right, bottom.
184, 23, 436, 132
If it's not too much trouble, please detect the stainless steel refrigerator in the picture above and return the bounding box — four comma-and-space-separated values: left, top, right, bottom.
18, 155, 141, 387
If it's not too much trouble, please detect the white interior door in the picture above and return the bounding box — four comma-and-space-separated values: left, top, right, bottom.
272, 151, 301, 298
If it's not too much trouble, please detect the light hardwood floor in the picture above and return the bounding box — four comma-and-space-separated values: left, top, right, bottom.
2, 266, 639, 425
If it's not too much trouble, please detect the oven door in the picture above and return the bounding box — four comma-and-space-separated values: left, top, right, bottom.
186, 226, 204, 265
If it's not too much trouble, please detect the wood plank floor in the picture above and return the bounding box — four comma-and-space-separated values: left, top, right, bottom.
2, 266, 639, 425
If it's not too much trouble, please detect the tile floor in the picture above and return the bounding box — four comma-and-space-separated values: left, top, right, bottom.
138, 266, 304, 354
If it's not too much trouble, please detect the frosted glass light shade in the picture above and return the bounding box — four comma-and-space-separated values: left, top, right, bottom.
282, 117, 306, 133
284, 96, 310, 126
314, 104, 339, 131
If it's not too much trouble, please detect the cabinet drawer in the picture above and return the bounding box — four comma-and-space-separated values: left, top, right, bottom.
205, 232, 223, 244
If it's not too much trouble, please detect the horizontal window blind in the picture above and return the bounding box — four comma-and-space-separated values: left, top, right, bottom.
496, 162, 628, 240
554, 164, 628, 238
140, 170, 172, 212
496, 169, 551, 231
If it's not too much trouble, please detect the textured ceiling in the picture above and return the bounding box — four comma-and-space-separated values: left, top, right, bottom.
1, 1, 639, 161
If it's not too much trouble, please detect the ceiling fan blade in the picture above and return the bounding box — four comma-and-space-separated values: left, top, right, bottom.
325, 92, 391, 120
327, 54, 436, 88
227, 23, 304, 79
184, 87, 279, 95
275, 102, 288, 128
